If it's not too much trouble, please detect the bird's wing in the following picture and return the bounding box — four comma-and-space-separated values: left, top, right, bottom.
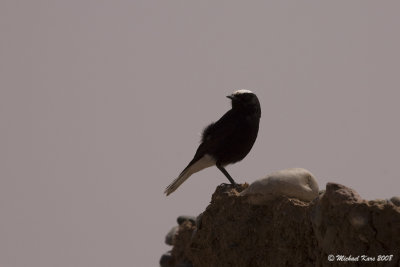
203, 110, 237, 140
193, 110, 237, 159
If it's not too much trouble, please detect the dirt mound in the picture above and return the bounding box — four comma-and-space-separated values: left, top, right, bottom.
161, 183, 400, 267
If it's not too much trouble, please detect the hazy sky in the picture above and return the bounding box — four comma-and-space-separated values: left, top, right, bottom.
1, 1, 399, 266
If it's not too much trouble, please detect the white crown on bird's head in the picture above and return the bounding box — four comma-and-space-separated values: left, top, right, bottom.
232, 89, 253, 95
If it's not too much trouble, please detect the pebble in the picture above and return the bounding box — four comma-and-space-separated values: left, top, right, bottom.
159, 251, 173, 267
165, 226, 179, 246
177, 215, 196, 225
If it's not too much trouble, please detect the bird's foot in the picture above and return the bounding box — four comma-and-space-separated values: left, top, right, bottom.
215, 182, 247, 195
233, 183, 246, 193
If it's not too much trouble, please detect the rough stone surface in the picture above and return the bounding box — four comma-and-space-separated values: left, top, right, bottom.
240, 168, 319, 204
177, 215, 196, 226
312, 183, 400, 267
161, 182, 400, 267
390, 196, 400, 207
165, 226, 179, 246
159, 251, 174, 267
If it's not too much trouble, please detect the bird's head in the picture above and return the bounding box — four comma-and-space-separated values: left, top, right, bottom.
227, 89, 261, 117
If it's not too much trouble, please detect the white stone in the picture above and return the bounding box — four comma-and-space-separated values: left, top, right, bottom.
240, 168, 319, 204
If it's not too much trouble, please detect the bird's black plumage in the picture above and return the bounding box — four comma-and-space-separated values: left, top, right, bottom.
164, 89, 261, 195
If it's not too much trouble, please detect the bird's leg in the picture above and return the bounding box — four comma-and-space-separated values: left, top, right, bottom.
216, 164, 237, 185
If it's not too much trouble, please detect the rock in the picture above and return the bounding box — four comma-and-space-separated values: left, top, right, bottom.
194, 213, 203, 232
311, 183, 400, 266
240, 168, 319, 204
323, 182, 362, 205
177, 215, 196, 226
165, 226, 179, 246
171, 220, 195, 266
348, 208, 369, 229
390, 196, 400, 206
159, 251, 173, 267
163, 181, 400, 266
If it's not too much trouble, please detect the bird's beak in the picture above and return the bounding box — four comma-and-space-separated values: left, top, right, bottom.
226, 95, 234, 100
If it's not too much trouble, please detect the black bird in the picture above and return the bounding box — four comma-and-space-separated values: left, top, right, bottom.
164, 89, 261, 196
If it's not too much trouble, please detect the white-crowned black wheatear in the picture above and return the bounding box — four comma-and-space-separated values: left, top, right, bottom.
164, 89, 261, 196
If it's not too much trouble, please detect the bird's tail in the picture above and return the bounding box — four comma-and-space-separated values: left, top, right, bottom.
164, 166, 193, 196
164, 154, 215, 196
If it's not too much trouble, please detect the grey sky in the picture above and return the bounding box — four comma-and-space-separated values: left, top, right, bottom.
1, 1, 399, 266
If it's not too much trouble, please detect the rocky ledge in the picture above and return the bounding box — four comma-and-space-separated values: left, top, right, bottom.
161, 170, 400, 267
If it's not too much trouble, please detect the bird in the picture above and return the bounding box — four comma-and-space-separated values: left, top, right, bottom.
164, 89, 261, 196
